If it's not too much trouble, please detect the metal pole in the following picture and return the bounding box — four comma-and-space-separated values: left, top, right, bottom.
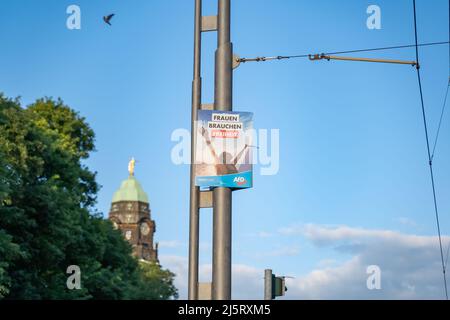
188, 0, 202, 301
212, 0, 233, 300
264, 269, 273, 300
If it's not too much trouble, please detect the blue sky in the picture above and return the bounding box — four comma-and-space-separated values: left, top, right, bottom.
1, 0, 449, 299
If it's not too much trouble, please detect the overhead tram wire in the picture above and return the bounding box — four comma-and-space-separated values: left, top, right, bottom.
431, 80, 450, 162
238, 41, 450, 63
413, 0, 448, 300
431, 0, 450, 162
439, 0, 450, 278
446, 0, 450, 277
446, 244, 450, 274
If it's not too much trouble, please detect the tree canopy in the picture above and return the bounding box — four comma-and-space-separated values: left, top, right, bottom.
0, 93, 178, 300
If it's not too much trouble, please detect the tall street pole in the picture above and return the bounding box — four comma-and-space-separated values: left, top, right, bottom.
188, 0, 202, 301
212, 0, 233, 300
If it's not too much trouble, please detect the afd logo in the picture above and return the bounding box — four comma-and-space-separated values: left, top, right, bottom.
233, 176, 247, 186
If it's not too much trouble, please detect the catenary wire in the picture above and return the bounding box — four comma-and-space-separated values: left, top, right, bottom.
239, 41, 450, 63
413, 0, 448, 300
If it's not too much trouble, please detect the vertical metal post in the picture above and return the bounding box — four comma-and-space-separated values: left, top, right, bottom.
264, 269, 273, 300
188, 0, 202, 301
212, 0, 233, 300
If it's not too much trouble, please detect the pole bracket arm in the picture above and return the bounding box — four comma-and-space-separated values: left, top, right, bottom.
202, 15, 218, 32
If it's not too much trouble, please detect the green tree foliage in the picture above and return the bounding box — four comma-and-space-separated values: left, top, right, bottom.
130, 261, 179, 300
0, 94, 178, 300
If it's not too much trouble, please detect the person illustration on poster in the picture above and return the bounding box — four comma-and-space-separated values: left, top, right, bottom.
200, 127, 250, 176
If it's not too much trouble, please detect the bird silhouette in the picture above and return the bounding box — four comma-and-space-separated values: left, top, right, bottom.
103, 14, 115, 26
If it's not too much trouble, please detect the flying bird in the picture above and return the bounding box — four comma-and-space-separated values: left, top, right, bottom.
103, 14, 115, 26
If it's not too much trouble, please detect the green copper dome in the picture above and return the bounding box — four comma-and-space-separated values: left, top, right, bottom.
112, 175, 149, 203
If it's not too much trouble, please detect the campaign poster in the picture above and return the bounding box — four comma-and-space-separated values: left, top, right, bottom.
195, 110, 253, 189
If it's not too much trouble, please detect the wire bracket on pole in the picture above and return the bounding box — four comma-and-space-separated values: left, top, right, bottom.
201, 103, 214, 111
308, 53, 418, 67
202, 15, 218, 32
200, 191, 213, 209
308, 54, 325, 61
233, 55, 241, 69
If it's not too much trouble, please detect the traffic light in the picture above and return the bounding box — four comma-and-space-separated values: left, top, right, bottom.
272, 275, 287, 299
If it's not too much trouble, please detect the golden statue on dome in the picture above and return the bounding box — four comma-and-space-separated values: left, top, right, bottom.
128, 157, 136, 176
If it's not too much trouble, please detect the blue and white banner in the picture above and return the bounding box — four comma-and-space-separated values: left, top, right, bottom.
195, 110, 254, 190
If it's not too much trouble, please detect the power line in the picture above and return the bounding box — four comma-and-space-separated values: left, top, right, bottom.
441, 0, 450, 281
446, 243, 450, 273
446, 0, 450, 280
326, 41, 449, 56
431, 0, 450, 162
413, 0, 448, 300
431, 80, 450, 161
239, 41, 450, 63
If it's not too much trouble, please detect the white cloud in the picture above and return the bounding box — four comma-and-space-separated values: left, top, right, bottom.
396, 217, 418, 228
158, 240, 185, 249
251, 246, 300, 258
160, 225, 450, 300
159, 255, 189, 298
316, 259, 339, 268
281, 224, 450, 299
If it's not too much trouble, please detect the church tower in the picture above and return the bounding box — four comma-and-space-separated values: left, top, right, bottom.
109, 159, 158, 262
